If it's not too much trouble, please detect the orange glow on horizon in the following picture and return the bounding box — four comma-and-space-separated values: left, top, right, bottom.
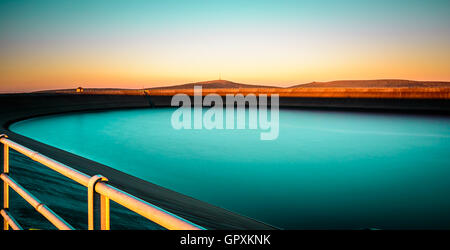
1, 1, 449, 93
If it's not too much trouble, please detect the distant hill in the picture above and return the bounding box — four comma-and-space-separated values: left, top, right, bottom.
149, 80, 277, 89
32, 80, 274, 94
32, 79, 450, 97
292, 79, 450, 88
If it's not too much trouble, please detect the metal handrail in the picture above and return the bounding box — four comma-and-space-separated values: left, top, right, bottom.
0, 209, 22, 230
0, 135, 205, 230
0, 173, 74, 230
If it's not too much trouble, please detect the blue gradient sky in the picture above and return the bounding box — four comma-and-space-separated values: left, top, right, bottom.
1, 0, 449, 92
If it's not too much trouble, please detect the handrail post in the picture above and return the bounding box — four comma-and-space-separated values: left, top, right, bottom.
88, 175, 110, 230
0, 134, 9, 230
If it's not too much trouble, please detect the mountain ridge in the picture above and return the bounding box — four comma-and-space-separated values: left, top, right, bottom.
149, 79, 278, 89
292, 79, 450, 88
33, 79, 450, 94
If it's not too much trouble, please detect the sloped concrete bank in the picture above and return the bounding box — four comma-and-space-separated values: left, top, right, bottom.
149, 95, 450, 112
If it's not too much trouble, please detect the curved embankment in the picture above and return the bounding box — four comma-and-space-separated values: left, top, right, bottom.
1, 93, 449, 229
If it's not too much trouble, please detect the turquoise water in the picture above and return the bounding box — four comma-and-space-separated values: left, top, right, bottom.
10, 108, 450, 229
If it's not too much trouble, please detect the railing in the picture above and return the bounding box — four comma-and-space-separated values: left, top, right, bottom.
0, 134, 205, 230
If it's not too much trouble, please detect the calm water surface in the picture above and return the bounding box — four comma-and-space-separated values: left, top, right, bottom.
10, 108, 450, 229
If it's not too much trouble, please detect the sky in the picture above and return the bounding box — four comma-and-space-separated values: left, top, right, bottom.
0, 0, 449, 92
